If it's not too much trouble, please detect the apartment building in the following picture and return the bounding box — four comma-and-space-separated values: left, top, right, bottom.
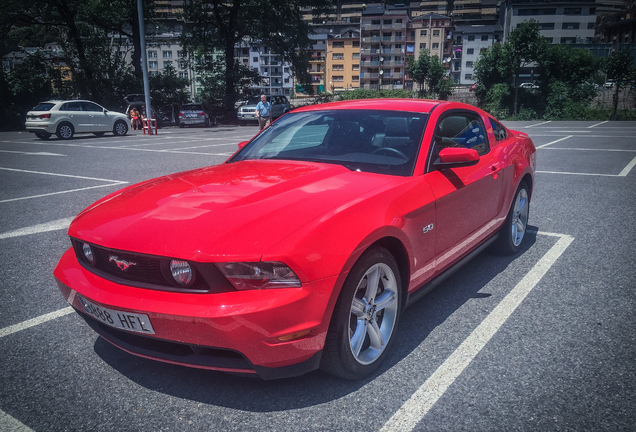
410, 13, 453, 61
359, 6, 409, 90
451, 25, 503, 84
500, 0, 598, 43
235, 43, 294, 97
326, 28, 361, 93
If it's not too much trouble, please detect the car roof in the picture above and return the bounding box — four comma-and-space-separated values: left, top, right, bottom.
292, 98, 446, 114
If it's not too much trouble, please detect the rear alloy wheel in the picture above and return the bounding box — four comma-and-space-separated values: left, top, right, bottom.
492, 181, 530, 255
321, 247, 402, 379
56, 123, 74, 140
113, 120, 128, 136
35, 132, 51, 140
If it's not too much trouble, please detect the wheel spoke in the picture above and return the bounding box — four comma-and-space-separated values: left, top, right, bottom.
350, 319, 368, 356
364, 266, 380, 302
367, 319, 385, 350
351, 297, 366, 318
374, 290, 396, 312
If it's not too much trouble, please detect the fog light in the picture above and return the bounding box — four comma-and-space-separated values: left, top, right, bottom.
82, 243, 95, 265
170, 260, 193, 286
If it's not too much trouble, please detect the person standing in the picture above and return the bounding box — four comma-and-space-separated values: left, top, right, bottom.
255, 94, 271, 130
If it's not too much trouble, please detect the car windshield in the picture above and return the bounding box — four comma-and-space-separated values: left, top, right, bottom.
32, 103, 55, 111
246, 96, 263, 105
230, 109, 428, 176
182, 104, 203, 111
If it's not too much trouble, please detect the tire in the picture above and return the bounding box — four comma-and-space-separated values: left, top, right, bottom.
321, 247, 402, 379
35, 132, 51, 140
179, 123, 185, 128
93, 132, 105, 137
491, 181, 530, 255
56, 123, 74, 140
113, 120, 128, 136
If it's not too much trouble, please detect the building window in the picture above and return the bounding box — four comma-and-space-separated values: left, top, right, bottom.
383, 19, 392, 25
420, 43, 427, 49
564, 8, 581, 14
372, 19, 380, 25
432, 43, 439, 49
177, 51, 184, 58
433, 30, 440, 36
420, 30, 427, 36
333, 53, 344, 60
333, 41, 344, 48
178, 71, 187, 79
467, 48, 474, 55
353, 64, 360, 71
333, 75, 344, 82
163, 60, 172, 67
562, 22, 580, 30
540, 23, 555, 30
333, 64, 344, 71
352, 75, 359, 81
560, 37, 577, 43
518, 8, 556, 16
148, 51, 157, 58
466, 61, 473, 68
467, 35, 475, 41
481, 35, 488, 41
588, 22, 595, 29
149, 61, 158, 69
162, 51, 172, 59
353, 41, 360, 47
465, 74, 472, 80
352, 53, 360, 59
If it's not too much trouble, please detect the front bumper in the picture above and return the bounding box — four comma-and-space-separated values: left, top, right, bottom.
54, 248, 336, 379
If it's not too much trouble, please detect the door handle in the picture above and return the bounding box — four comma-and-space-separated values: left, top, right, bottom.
490, 165, 501, 179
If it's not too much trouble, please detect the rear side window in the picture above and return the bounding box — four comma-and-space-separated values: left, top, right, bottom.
32, 103, 55, 111
82, 102, 103, 112
489, 118, 508, 141
60, 102, 83, 112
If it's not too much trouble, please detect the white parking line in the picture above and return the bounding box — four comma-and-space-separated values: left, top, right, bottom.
0, 409, 34, 432
618, 156, 636, 177
0, 150, 66, 156
588, 121, 609, 128
535, 136, 572, 149
381, 232, 574, 432
0, 307, 74, 339
0, 167, 126, 183
0, 217, 73, 240
524, 120, 552, 128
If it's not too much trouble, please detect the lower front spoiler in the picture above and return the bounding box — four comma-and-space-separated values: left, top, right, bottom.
76, 308, 323, 380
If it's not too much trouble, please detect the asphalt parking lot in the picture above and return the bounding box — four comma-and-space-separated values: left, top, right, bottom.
1, 121, 634, 431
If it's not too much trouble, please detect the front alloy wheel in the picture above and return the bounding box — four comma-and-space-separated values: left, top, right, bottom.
492, 181, 530, 255
113, 120, 128, 136
321, 247, 402, 379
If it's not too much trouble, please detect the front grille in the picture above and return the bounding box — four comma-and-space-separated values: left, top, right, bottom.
71, 238, 234, 293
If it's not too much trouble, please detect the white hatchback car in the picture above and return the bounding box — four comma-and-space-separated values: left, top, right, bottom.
25, 100, 131, 140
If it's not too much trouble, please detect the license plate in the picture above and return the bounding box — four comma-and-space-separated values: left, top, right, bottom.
186, 114, 197, 118
79, 296, 155, 335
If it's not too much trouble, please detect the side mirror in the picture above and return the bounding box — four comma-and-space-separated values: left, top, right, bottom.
434, 147, 479, 169
237, 141, 249, 149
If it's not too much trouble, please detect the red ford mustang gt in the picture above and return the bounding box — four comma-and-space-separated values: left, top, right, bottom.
54, 99, 536, 380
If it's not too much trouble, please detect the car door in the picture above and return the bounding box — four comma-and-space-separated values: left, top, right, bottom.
425, 110, 505, 272
61, 101, 92, 132
82, 101, 107, 132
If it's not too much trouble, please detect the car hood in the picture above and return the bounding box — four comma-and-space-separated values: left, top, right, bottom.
69, 160, 396, 260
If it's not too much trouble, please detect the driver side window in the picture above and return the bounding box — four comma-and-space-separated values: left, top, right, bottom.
435, 112, 489, 156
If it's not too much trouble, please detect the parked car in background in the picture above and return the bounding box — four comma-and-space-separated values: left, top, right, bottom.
178, 103, 215, 127
25, 100, 130, 140
54, 99, 536, 380
236, 95, 290, 124
518, 82, 539, 89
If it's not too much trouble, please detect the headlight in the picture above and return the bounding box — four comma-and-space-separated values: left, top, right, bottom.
170, 260, 194, 287
82, 243, 96, 265
216, 262, 301, 290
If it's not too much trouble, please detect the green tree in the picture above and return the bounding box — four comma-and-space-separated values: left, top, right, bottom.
604, 47, 636, 119
406, 52, 430, 93
148, 63, 191, 108
182, 0, 330, 120
473, 42, 515, 108
406, 51, 450, 99
505, 20, 549, 115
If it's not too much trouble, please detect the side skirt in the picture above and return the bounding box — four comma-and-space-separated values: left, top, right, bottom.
405, 233, 499, 309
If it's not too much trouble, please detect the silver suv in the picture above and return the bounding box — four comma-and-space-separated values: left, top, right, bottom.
236, 95, 290, 124
25, 100, 130, 140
